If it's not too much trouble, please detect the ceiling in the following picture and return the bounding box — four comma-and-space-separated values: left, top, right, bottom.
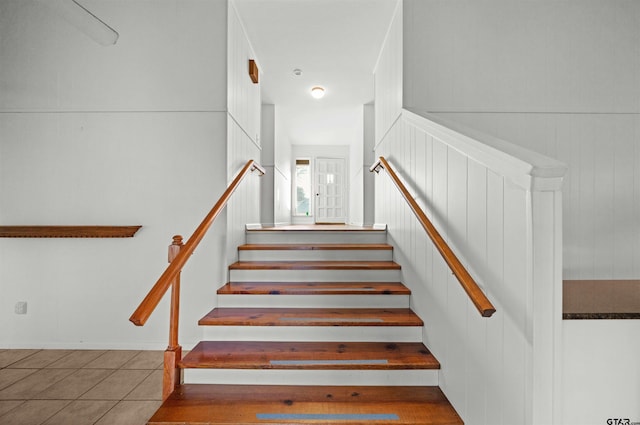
233, 0, 398, 108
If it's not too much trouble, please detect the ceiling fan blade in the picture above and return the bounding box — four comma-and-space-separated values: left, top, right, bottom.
40, 0, 119, 46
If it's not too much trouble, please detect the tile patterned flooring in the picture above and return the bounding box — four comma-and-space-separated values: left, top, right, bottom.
0, 349, 163, 425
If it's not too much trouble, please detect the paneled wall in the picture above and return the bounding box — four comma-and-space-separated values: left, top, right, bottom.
350, 108, 365, 226
0, 0, 229, 348
433, 112, 640, 280
363, 104, 376, 226
374, 112, 564, 425
227, 1, 261, 146
226, 117, 261, 263
226, 1, 262, 263
374, 4, 566, 423
373, 0, 402, 145
260, 104, 276, 226
403, 0, 640, 280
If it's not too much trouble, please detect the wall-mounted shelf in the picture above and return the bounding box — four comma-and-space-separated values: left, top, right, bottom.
0, 225, 142, 238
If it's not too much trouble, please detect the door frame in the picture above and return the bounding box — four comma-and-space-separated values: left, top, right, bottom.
291, 145, 349, 225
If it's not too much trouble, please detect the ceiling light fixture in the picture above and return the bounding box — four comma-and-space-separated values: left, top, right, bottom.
310, 86, 325, 99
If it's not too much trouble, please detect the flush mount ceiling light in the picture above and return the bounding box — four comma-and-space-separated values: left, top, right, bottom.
310, 86, 325, 99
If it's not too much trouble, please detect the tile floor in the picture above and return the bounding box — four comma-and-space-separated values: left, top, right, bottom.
0, 349, 164, 425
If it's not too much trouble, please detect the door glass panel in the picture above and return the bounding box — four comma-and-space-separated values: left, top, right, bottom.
295, 159, 311, 216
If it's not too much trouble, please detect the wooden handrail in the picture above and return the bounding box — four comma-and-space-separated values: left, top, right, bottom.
130, 159, 265, 326
370, 156, 496, 317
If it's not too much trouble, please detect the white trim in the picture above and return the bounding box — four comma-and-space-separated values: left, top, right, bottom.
403, 109, 567, 191
373, 112, 402, 151
274, 164, 289, 181
373, 0, 403, 75
228, 111, 262, 150
229, 0, 263, 74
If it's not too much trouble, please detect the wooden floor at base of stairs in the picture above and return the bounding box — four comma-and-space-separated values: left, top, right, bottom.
148, 384, 463, 425
198, 308, 423, 326
180, 341, 439, 369
229, 261, 401, 270
217, 281, 411, 295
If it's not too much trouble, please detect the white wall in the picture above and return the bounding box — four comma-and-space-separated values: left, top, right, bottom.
373, 0, 402, 144
0, 0, 227, 113
562, 320, 640, 425
0, 0, 229, 349
375, 4, 567, 424
374, 110, 565, 425
260, 104, 276, 226
274, 108, 291, 226
349, 110, 365, 226
400, 1, 640, 423
403, 0, 640, 280
277, 105, 364, 224
363, 104, 376, 226
226, 1, 262, 262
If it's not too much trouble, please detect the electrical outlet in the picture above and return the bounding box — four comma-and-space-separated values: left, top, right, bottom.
15, 302, 27, 315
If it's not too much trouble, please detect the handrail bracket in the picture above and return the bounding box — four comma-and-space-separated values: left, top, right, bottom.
369, 159, 383, 174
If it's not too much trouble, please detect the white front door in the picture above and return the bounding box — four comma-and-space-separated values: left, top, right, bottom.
315, 157, 347, 223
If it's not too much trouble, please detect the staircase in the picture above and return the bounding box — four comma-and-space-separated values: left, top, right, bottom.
148, 225, 463, 425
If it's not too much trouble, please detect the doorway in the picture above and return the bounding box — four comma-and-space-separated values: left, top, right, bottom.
315, 157, 346, 223
291, 145, 349, 225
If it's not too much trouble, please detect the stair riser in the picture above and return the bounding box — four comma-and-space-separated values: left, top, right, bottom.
217, 294, 410, 308
239, 250, 392, 262
229, 269, 401, 282
183, 369, 438, 386
201, 326, 423, 342
246, 231, 387, 244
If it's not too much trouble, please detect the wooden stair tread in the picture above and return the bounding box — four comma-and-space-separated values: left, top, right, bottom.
217, 281, 411, 295
148, 384, 463, 425
198, 308, 423, 326
239, 243, 393, 251
229, 260, 401, 270
180, 341, 439, 369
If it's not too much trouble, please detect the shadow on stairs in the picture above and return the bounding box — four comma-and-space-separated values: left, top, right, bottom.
148, 225, 463, 425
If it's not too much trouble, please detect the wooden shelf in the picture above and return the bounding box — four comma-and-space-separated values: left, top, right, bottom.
0, 225, 142, 238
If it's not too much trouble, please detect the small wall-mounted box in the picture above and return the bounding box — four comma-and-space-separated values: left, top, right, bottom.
249, 59, 259, 84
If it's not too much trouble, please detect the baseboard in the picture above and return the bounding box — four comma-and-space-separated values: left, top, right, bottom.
1, 340, 202, 351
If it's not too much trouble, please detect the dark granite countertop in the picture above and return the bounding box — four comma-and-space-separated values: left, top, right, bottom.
563, 280, 640, 320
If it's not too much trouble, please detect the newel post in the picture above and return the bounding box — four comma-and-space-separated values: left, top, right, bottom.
163, 235, 184, 400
